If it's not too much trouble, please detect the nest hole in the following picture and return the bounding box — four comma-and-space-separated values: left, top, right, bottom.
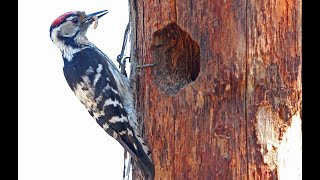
151, 23, 200, 96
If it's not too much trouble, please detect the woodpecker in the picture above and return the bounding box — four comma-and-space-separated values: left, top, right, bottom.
49, 10, 154, 179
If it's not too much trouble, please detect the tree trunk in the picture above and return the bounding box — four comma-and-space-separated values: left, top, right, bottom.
128, 0, 301, 179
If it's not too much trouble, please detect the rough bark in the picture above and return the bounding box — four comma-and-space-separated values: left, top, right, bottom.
129, 0, 302, 179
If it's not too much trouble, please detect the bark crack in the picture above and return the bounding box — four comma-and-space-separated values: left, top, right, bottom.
245, 0, 249, 180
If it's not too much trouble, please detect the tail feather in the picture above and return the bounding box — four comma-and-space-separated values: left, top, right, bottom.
134, 137, 155, 180
116, 130, 154, 179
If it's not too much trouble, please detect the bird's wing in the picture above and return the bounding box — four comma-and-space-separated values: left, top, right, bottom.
82, 49, 141, 159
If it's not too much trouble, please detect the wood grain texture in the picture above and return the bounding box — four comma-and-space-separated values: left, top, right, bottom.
246, 0, 302, 179
128, 0, 301, 179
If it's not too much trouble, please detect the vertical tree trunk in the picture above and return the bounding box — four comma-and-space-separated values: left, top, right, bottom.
246, 1, 302, 179
128, 0, 301, 179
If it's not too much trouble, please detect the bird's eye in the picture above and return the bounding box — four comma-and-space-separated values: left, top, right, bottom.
72, 18, 79, 24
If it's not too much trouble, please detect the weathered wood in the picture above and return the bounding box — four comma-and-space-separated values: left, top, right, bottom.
246, 0, 302, 179
129, 0, 302, 179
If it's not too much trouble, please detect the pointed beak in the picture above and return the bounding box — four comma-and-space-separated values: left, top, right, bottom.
80, 10, 108, 32
84, 10, 108, 23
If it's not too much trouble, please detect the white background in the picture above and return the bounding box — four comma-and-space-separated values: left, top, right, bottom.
19, 1, 131, 179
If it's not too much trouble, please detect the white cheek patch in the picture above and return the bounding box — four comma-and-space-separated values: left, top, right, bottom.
57, 21, 79, 38
51, 21, 91, 62
61, 27, 79, 37
51, 27, 83, 61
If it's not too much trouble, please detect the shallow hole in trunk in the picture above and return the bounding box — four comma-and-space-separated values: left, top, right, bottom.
151, 23, 200, 96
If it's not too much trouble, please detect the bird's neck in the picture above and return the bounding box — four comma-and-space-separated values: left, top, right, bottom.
58, 35, 92, 62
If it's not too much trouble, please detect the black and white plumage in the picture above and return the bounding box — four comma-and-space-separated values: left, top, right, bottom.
49, 10, 154, 179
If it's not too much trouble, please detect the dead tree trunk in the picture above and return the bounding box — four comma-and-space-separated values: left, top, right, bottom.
128, 0, 301, 179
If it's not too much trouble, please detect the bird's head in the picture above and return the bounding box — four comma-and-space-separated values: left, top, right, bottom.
50, 10, 108, 49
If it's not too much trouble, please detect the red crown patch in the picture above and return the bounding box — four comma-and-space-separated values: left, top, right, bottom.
51, 11, 77, 26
